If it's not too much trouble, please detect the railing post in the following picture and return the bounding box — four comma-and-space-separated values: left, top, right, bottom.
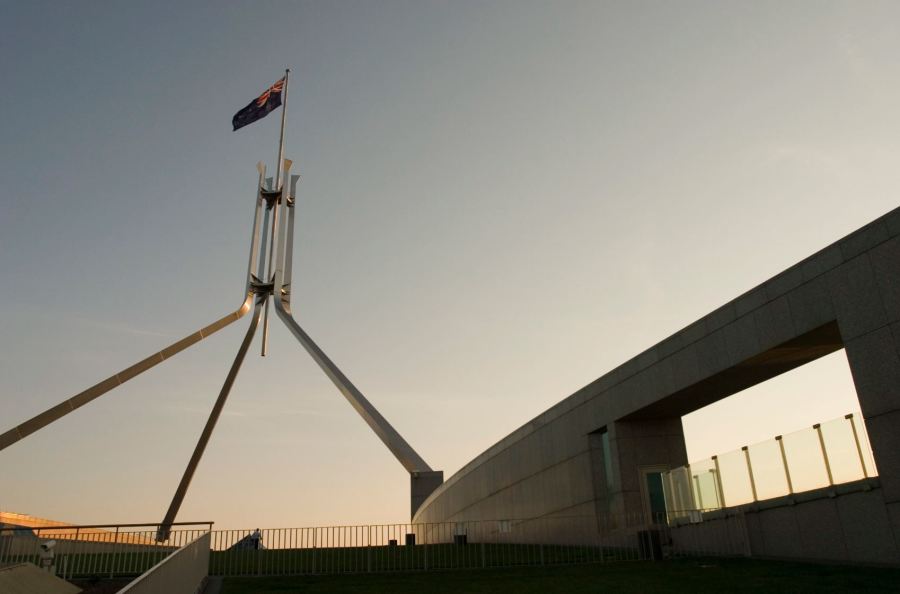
712, 456, 726, 508
846, 413, 869, 479
814, 423, 834, 486
682, 464, 694, 511
774, 435, 794, 495
73, 528, 80, 579
110, 526, 120, 578
742, 446, 758, 502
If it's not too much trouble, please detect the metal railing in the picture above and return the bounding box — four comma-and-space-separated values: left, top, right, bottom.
663, 412, 878, 521
207, 513, 745, 577
1, 514, 751, 580
0, 521, 212, 580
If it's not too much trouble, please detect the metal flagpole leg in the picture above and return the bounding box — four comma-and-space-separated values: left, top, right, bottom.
156, 296, 266, 541
0, 296, 254, 453
273, 172, 443, 517
274, 307, 431, 473
0, 164, 271, 454
271, 171, 434, 475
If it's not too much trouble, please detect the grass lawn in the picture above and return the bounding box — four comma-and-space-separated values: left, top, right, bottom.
220, 558, 900, 593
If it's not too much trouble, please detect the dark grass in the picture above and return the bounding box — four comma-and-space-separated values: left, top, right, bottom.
70, 577, 134, 594
209, 543, 626, 576
219, 558, 900, 593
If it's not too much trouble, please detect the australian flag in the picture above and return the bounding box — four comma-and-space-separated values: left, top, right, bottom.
232, 77, 285, 131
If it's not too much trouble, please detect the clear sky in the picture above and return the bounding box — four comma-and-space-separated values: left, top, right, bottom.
1, 1, 898, 530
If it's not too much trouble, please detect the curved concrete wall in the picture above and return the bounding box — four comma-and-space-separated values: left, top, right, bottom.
414, 205, 900, 552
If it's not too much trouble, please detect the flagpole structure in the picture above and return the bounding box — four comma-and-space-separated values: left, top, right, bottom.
0, 70, 442, 540
261, 68, 290, 357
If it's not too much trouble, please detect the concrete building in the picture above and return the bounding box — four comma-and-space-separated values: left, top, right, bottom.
412, 206, 900, 565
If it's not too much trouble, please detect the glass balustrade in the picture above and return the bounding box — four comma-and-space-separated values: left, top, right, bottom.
662, 411, 876, 522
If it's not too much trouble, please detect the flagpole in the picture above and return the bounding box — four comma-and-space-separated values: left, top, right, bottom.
262, 68, 290, 357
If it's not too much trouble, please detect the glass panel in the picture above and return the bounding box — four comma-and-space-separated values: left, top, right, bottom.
747, 439, 789, 501
687, 458, 720, 510
671, 411, 873, 519
717, 449, 754, 507
661, 471, 675, 513
662, 466, 696, 519
819, 416, 865, 484
782, 426, 829, 493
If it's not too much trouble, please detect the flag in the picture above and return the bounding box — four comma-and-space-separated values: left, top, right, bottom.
232, 77, 285, 131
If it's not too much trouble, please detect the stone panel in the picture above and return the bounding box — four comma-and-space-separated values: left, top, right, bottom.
844, 326, 900, 418
885, 207, 900, 237
704, 302, 736, 333
611, 436, 639, 493
839, 220, 890, 261
755, 506, 802, 558
587, 367, 621, 396
666, 433, 689, 466
722, 313, 761, 365
630, 348, 659, 376
792, 498, 846, 561
753, 295, 796, 351
735, 286, 767, 318
870, 236, 900, 323
786, 275, 834, 336
670, 344, 701, 393
887, 501, 900, 553
861, 411, 900, 504
610, 367, 656, 418
835, 489, 900, 565
800, 244, 843, 282
827, 254, 889, 341
695, 327, 730, 379
680, 319, 708, 347
657, 335, 683, 360
765, 264, 804, 301
742, 511, 765, 554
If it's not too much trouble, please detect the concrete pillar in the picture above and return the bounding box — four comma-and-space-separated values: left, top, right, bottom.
411, 471, 443, 520
839, 234, 900, 545
601, 417, 688, 523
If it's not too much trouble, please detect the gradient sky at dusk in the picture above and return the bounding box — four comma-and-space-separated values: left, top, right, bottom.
1, 1, 898, 529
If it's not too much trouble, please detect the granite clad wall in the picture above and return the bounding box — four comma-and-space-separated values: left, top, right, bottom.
414, 206, 900, 564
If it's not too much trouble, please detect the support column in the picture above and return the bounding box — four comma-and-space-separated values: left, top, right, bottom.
838, 234, 900, 544
411, 471, 444, 519
604, 417, 688, 523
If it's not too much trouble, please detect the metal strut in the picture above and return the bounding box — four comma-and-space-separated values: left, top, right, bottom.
271, 164, 440, 482
0, 164, 271, 454
155, 164, 274, 539
156, 293, 267, 541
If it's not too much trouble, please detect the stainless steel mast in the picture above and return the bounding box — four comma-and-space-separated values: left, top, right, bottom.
261, 69, 290, 357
